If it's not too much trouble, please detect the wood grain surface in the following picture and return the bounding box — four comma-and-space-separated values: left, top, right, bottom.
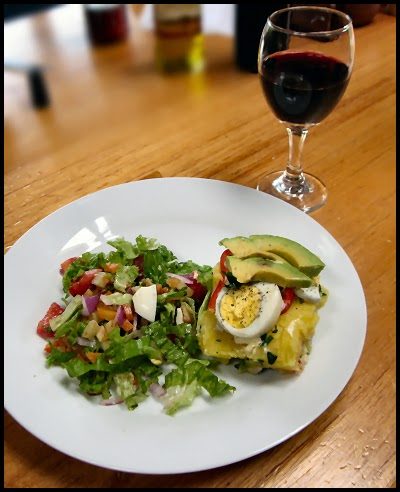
4, 5, 396, 488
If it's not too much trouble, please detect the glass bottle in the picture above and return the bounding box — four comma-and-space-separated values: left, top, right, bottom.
153, 4, 204, 74
235, 4, 288, 73
83, 4, 129, 45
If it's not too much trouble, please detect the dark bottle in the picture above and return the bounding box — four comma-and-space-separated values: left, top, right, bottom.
234, 4, 287, 73
83, 4, 128, 45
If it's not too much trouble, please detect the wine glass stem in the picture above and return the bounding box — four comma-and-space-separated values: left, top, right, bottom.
282, 127, 309, 191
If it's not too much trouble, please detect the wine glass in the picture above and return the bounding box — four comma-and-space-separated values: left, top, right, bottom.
257, 6, 355, 213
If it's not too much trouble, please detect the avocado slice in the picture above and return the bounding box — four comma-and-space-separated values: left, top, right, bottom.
220, 235, 325, 278
227, 256, 313, 288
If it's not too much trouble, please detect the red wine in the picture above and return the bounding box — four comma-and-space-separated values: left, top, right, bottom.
260, 51, 350, 125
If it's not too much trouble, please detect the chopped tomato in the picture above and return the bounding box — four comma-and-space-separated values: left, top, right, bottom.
188, 277, 208, 302
219, 249, 232, 275
281, 288, 294, 314
60, 257, 78, 274
37, 302, 65, 339
208, 279, 226, 312
69, 269, 102, 296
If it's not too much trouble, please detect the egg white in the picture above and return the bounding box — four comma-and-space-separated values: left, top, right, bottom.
215, 282, 283, 339
132, 284, 157, 322
294, 285, 321, 304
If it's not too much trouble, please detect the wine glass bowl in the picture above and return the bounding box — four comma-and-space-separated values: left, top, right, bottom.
257, 6, 354, 213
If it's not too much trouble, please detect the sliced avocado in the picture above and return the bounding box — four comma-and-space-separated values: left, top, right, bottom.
220, 235, 325, 278
227, 256, 312, 288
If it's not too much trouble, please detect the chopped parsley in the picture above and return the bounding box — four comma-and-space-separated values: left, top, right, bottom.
260, 333, 273, 347
267, 352, 277, 365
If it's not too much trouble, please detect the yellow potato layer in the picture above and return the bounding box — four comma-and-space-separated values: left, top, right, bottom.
198, 298, 323, 373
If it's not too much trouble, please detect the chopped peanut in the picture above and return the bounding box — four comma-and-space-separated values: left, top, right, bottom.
166, 277, 186, 289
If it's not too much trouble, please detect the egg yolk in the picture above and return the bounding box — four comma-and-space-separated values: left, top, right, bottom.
219, 284, 262, 329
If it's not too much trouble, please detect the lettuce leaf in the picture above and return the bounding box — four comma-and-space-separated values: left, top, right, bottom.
135, 235, 160, 251
100, 292, 132, 305
162, 360, 235, 415
142, 246, 176, 284
143, 322, 190, 367
162, 380, 201, 416
103, 333, 162, 364
168, 322, 200, 357
46, 344, 76, 367
114, 265, 139, 292
164, 360, 235, 398
107, 238, 138, 260
50, 295, 82, 332
79, 370, 112, 396
157, 288, 188, 305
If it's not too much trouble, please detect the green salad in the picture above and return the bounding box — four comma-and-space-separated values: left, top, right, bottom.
37, 235, 235, 415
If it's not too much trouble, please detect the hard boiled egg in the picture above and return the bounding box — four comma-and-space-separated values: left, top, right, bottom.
132, 284, 157, 322
294, 285, 321, 304
215, 282, 283, 339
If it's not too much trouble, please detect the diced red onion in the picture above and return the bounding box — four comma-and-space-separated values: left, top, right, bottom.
149, 382, 166, 398
82, 294, 100, 317
116, 305, 126, 327
100, 395, 124, 406
76, 336, 97, 348
166, 272, 194, 284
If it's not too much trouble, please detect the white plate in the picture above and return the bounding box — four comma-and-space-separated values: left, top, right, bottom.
4, 177, 367, 474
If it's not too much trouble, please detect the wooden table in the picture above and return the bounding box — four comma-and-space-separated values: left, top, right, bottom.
4, 5, 396, 488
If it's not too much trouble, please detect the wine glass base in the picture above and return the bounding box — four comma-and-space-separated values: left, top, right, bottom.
257, 171, 327, 213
